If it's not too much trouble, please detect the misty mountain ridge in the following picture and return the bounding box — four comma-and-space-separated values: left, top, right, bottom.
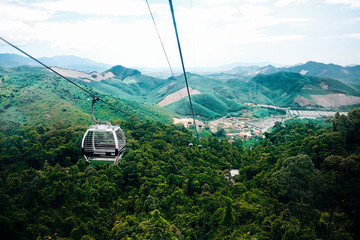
0, 53, 112, 73
223, 61, 360, 83
1, 53, 359, 83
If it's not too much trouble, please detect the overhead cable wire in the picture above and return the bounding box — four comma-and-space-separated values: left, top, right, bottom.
0, 36, 133, 118
168, 0, 199, 139
145, 0, 185, 106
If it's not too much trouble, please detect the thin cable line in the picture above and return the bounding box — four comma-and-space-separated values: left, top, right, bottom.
145, 0, 186, 107
0, 36, 132, 118
168, 0, 198, 140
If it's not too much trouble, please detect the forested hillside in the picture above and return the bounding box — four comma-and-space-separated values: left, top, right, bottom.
0, 67, 176, 125
2, 63, 360, 122
0, 108, 359, 239
162, 71, 360, 118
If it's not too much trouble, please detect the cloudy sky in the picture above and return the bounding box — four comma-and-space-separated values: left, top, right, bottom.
1, 0, 359, 69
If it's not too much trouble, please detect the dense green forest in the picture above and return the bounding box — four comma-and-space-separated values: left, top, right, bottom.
0, 108, 360, 239
0, 70, 176, 125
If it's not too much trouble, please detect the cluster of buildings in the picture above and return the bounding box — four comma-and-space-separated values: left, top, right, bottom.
173, 117, 265, 140
208, 117, 263, 140
174, 109, 346, 141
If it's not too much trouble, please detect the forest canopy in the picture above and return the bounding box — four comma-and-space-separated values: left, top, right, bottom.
0, 109, 360, 239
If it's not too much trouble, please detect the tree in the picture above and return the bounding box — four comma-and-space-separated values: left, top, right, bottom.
272, 155, 319, 223
214, 128, 227, 139
318, 155, 360, 238
138, 210, 180, 239
221, 197, 236, 227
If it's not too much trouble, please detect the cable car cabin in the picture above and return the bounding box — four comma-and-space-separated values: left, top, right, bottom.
82, 124, 126, 165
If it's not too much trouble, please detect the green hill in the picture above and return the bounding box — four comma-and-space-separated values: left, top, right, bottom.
156, 71, 360, 119
259, 72, 359, 105
2, 64, 360, 122
253, 72, 359, 95
223, 72, 360, 107
0, 67, 176, 126
85, 65, 172, 104
108, 65, 141, 79
218, 61, 360, 83
280, 61, 360, 83
165, 92, 245, 120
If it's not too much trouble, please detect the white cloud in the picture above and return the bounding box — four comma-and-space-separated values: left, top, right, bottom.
275, 0, 360, 8
36, 0, 148, 16
234, 4, 311, 31
346, 33, 360, 39
200, 0, 242, 6
325, 0, 360, 9
343, 17, 360, 24
239, 4, 273, 18
33, 18, 156, 49
202, 0, 268, 6
317, 33, 360, 40
0, 2, 52, 22
275, 0, 311, 7
214, 20, 305, 44
0, 20, 34, 44
178, 5, 240, 24
1, 0, 359, 67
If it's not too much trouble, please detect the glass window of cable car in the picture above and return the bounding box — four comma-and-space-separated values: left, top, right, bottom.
82, 124, 126, 165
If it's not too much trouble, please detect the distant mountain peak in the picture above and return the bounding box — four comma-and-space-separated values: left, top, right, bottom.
256, 65, 278, 75
108, 65, 141, 80
39, 55, 112, 72
0, 53, 112, 73
305, 60, 321, 64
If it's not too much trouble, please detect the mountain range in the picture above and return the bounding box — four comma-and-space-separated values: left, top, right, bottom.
1, 53, 360, 123
0, 54, 112, 73
217, 61, 360, 83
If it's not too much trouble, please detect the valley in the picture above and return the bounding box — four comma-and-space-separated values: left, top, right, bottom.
1, 54, 360, 134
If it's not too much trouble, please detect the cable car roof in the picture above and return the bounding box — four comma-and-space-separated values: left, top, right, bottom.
87, 123, 120, 131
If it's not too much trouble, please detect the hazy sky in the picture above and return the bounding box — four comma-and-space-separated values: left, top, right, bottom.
1, 0, 359, 68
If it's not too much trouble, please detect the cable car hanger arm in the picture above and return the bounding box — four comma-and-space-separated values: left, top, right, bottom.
91, 98, 110, 125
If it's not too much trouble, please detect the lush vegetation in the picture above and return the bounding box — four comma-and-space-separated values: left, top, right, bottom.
166, 93, 245, 120
2, 65, 360, 123
0, 107, 359, 239
253, 108, 286, 118
0, 69, 176, 125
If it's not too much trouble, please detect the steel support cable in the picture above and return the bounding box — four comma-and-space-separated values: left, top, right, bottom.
168, 0, 199, 140
145, 0, 185, 106
188, 0, 201, 141
0, 36, 134, 118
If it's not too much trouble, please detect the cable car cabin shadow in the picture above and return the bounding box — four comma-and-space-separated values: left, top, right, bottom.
82, 123, 126, 165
